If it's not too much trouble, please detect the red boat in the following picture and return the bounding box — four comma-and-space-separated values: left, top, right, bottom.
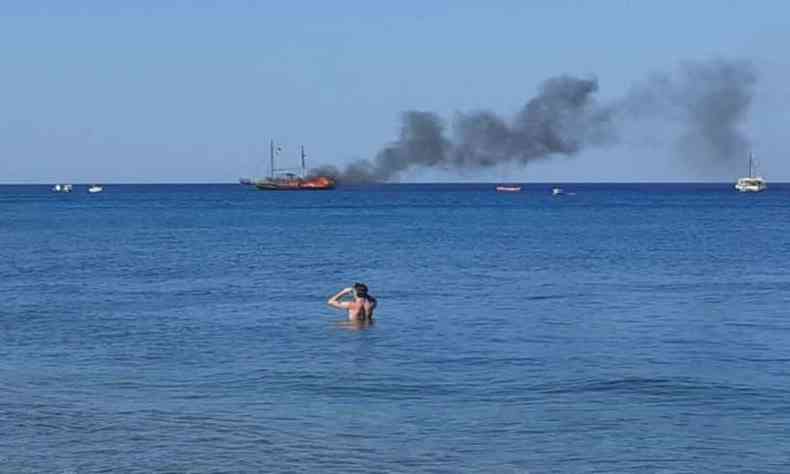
255, 175, 336, 190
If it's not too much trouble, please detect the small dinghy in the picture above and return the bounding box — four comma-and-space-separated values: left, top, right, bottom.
496, 185, 522, 192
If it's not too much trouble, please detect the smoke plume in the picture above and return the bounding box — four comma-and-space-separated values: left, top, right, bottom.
619, 59, 757, 173
312, 59, 756, 182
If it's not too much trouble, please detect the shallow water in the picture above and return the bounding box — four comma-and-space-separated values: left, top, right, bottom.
2, 183, 789, 473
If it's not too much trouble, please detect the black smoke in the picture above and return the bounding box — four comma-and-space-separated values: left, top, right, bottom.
619, 59, 757, 174
313, 59, 756, 182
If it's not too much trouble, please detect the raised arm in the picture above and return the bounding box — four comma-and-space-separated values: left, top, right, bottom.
327, 288, 353, 310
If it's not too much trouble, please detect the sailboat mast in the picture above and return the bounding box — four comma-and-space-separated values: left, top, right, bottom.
749, 152, 753, 178
301, 145, 306, 178
270, 139, 274, 179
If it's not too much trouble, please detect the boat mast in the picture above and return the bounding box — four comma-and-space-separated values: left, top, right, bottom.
270, 139, 274, 179
749, 151, 753, 178
301, 145, 306, 178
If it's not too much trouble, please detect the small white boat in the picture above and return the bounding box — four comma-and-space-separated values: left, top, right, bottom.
735, 152, 766, 192
52, 184, 72, 193
496, 185, 521, 192
552, 187, 564, 196
88, 185, 103, 193
736, 177, 766, 193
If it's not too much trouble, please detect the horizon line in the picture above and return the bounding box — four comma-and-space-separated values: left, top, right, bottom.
1, 181, 787, 186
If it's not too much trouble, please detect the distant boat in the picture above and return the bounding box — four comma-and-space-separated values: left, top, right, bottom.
239, 178, 255, 186
52, 184, 72, 193
552, 187, 564, 196
254, 141, 336, 191
496, 185, 521, 192
88, 185, 103, 193
255, 174, 336, 190
735, 152, 766, 192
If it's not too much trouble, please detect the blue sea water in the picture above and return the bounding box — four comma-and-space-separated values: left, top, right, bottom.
1, 183, 789, 474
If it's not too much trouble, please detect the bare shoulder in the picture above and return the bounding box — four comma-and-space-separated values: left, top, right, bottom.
328, 300, 350, 309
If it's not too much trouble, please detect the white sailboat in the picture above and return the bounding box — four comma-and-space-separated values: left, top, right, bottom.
735, 152, 766, 192
52, 184, 72, 193
88, 185, 103, 193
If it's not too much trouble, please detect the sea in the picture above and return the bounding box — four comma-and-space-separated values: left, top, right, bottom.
1, 183, 789, 474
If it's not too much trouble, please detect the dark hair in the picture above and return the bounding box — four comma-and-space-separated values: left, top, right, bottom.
353, 282, 368, 298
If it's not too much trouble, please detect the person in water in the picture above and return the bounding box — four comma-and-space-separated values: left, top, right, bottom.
327, 282, 377, 321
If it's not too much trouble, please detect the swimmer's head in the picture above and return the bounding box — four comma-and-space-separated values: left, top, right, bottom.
353, 282, 368, 298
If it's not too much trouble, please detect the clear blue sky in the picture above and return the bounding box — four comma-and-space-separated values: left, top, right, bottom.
1, 1, 787, 183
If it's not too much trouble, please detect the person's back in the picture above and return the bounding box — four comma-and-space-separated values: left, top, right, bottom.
327, 283, 377, 322
347, 296, 375, 321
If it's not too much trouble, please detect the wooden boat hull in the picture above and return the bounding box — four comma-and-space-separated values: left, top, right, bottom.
255, 177, 336, 191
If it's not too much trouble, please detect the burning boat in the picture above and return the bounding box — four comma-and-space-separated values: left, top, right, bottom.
254, 141, 336, 191
256, 174, 336, 190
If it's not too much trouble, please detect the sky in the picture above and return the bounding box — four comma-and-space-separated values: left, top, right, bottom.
0, 0, 787, 183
